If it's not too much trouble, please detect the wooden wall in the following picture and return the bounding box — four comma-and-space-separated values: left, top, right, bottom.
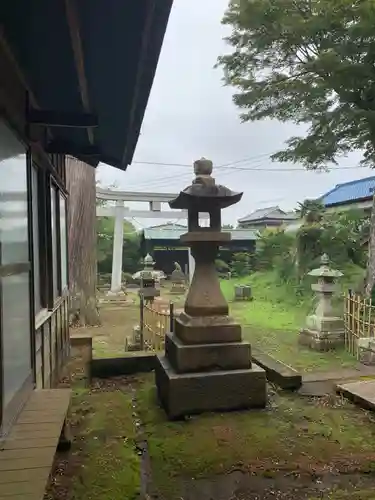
0, 37, 70, 435
35, 297, 70, 389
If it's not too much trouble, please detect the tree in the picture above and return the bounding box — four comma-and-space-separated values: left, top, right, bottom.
66, 157, 100, 326
217, 0, 375, 294
297, 199, 324, 224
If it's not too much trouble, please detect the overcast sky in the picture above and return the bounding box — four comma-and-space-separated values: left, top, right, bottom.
97, 0, 373, 227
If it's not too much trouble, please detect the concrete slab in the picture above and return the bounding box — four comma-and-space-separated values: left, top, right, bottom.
336, 379, 375, 411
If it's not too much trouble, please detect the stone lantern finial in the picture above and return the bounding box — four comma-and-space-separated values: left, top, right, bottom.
194, 157, 213, 176
321, 253, 329, 266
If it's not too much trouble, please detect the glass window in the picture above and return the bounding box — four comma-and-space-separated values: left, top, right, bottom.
0, 119, 32, 418
2, 273, 31, 408
51, 185, 59, 299
60, 194, 68, 290
0, 128, 28, 266
32, 166, 41, 313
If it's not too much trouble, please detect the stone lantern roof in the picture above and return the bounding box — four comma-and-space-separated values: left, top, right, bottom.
169, 158, 243, 211
307, 254, 343, 279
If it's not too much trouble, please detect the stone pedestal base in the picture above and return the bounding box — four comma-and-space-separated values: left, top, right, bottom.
155, 355, 266, 420
175, 313, 242, 345
358, 338, 375, 365
165, 332, 251, 373
171, 283, 186, 294
299, 328, 344, 351
106, 289, 126, 297
126, 326, 142, 352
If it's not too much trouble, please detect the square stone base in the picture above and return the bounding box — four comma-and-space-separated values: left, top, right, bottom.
358, 338, 375, 365
165, 332, 251, 373
171, 284, 186, 294
299, 328, 344, 351
155, 355, 267, 420
175, 313, 242, 345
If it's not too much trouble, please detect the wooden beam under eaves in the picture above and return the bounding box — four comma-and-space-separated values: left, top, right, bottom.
64, 0, 94, 144
28, 109, 98, 128
46, 141, 100, 157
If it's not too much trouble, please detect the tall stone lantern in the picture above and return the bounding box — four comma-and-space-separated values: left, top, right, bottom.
155, 158, 266, 419
299, 254, 344, 351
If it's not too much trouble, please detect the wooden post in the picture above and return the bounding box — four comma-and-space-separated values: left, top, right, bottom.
140, 295, 144, 350
169, 302, 174, 333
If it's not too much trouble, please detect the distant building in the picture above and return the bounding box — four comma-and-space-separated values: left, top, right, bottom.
237, 206, 298, 230
141, 222, 258, 276
321, 176, 375, 213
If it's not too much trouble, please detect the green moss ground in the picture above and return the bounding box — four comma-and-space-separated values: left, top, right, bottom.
69, 387, 140, 500
50, 375, 375, 500
136, 375, 375, 499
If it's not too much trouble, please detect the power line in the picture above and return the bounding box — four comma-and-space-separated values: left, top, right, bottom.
125, 162, 367, 191
131, 151, 277, 170
123, 150, 368, 191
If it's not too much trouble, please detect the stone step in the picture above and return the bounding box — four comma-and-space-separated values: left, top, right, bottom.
251, 348, 302, 390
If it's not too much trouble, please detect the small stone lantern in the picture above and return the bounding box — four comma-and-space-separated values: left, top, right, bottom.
154, 158, 266, 419
139, 254, 160, 303
299, 254, 344, 351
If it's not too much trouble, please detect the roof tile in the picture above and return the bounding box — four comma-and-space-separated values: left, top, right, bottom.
321, 176, 375, 206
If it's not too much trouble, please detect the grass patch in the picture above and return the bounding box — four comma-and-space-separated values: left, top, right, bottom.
70, 387, 140, 500
221, 272, 309, 331
243, 324, 357, 372
136, 375, 375, 499
221, 272, 359, 372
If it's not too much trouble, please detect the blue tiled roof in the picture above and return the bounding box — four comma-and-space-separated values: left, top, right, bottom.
321, 176, 375, 207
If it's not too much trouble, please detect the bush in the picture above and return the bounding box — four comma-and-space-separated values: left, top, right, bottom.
256, 229, 294, 270
215, 259, 229, 272
230, 252, 252, 277
122, 272, 139, 286
97, 273, 111, 286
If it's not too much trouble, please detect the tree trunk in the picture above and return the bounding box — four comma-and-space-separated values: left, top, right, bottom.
66, 157, 100, 326
365, 193, 375, 297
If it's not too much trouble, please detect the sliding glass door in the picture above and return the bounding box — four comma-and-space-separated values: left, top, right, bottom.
0, 119, 33, 433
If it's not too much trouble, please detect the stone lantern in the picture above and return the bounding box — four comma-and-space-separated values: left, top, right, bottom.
154, 158, 266, 419
139, 254, 160, 303
299, 254, 344, 351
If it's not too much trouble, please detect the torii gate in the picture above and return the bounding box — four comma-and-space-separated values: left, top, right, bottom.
96, 187, 208, 294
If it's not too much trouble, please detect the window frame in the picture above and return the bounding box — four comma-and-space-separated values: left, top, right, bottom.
0, 119, 34, 436
32, 160, 68, 317
59, 192, 68, 292
50, 182, 60, 301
